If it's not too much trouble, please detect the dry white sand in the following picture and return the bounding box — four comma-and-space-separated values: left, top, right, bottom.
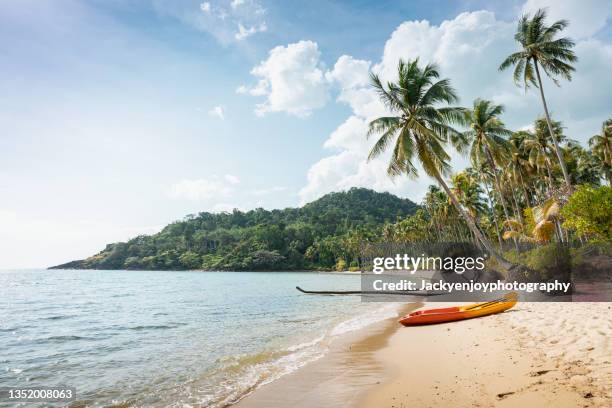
235, 301, 611, 408
360, 301, 611, 408
505, 302, 612, 401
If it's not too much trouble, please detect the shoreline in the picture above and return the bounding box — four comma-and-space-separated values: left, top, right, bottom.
235, 302, 611, 408
234, 303, 422, 408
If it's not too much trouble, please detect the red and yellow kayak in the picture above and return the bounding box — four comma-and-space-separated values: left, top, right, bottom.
399, 292, 518, 326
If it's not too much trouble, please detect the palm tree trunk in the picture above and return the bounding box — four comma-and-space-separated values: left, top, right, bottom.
519, 171, 532, 206
483, 181, 503, 247
432, 172, 513, 270
544, 158, 555, 192
511, 191, 525, 226
534, 61, 572, 189
484, 148, 519, 251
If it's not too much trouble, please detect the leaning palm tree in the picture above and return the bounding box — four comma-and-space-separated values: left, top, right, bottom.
499, 8, 576, 189
589, 118, 612, 185
367, 58, 511, 268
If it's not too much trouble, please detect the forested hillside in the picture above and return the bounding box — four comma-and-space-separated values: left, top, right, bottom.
50, 188, 418, 271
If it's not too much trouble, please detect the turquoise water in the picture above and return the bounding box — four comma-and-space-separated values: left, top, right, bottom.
0, 270, 399, 407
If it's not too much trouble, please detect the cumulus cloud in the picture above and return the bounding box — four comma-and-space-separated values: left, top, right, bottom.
299, 116, 426, 204
208, 105, 225, 120
300, 4, 612, 204
240, 40, 330, 117
168, 174, 240, 201
325, 55, 383, 119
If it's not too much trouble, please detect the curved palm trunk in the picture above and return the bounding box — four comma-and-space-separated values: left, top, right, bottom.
534, 61, 572, 189
431, 172, 513, 270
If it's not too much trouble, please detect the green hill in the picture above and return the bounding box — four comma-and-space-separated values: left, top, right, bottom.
50, 188, 418, 271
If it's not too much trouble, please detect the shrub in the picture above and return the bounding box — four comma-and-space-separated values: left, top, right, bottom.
561, 185, 612, 240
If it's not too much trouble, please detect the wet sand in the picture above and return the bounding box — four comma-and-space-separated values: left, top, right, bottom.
235, 302, 611, 408
235, 303, 423, 408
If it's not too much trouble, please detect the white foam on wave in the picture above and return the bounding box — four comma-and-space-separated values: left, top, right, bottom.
174, 303, 406, 408
329, 303, 402, 336
226, 303, 403, 405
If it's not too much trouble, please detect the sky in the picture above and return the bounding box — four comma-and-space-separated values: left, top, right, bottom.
1, 0, 611, 269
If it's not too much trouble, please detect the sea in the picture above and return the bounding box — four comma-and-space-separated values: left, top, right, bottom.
0, 269, 401, 407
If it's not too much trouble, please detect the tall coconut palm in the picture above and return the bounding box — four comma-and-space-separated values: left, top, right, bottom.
523, 123, 557, 190
589, 119, 612, 185
462, 99, 513, 223
499, 8, 576, 189
367, 58, 510, 267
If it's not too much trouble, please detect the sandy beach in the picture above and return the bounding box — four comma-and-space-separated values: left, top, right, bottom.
236, 302, 611, 408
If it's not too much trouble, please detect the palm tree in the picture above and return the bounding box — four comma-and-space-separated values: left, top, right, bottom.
523, 124, 556, 191
499, 8, 576, 189
565, 141, 602, 185
466, 165, 504, 247
589, 119, 612, 185
462, 99, 513, 220
451, 172, 487, 246
504, 198, 560, 244
367, 58, 510, 268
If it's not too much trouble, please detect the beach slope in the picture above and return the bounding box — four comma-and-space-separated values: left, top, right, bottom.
361, 302, 611, 407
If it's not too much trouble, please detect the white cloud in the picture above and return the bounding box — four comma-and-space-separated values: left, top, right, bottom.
325, 55, 383, 119
235, 21, 267, 40
168, 174, 240, 201
208, 105, 225, 120
298, 116, 425, 204
224, 174, 241, 185
300, 6, 612, 204
241, 40, 330, 117
154, 0, 267, 44
522, 0, 611, 39
231, 0, 245, 10
200, 2, 211, 13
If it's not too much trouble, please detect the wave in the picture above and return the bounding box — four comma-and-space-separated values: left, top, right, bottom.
162, 304, 402, 408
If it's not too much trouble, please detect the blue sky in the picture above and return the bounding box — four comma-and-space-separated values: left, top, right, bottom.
1, 0, 611, 268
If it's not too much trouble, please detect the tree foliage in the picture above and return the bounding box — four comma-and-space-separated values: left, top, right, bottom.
561, 185, 612, 240
51, 188, 417, 271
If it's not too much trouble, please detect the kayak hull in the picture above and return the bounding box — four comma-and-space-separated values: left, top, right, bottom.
399, 293, 517, 326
